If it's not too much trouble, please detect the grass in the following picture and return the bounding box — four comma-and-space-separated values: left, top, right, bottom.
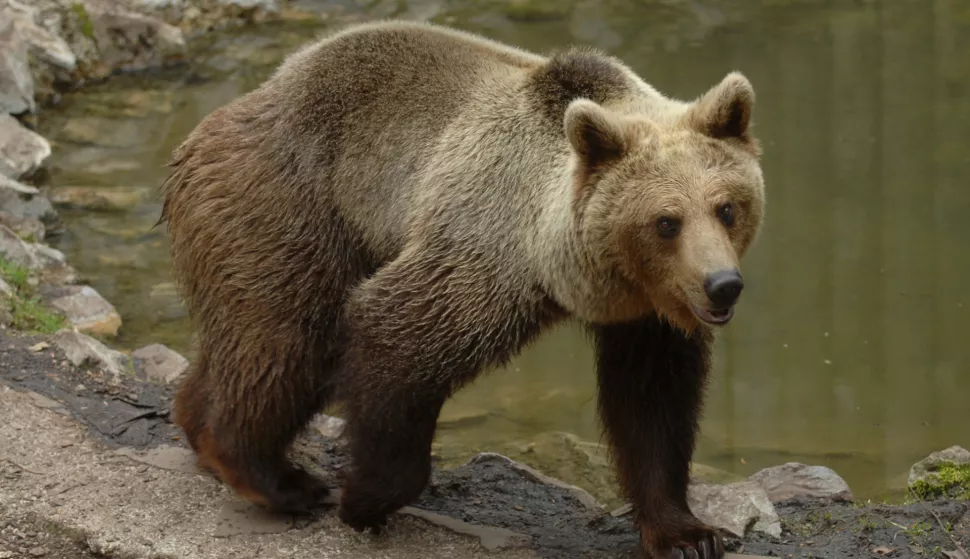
0, 256, 67, 335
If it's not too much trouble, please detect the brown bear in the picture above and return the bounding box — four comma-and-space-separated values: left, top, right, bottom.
160, 20, 765, 559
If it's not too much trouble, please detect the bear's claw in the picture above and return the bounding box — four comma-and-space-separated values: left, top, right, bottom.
663, 530, 725, 559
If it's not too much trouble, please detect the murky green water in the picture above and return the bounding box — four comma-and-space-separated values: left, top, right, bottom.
37, 0, 970, 502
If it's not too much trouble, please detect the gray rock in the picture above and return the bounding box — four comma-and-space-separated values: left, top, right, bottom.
131, 343, 187, 384
0, 275, 12, 297
749, 462, 853, 503
51, 328, 130, 384
0, 211, 45, 241
0, 223, 65, 271
0, 221, 33, 266
908, 445, 970, 489
609, 480, 782, 539
0, 114, 50, 179
687, 481, 781, 539
0, 14, 33, 114
2, 0, 77, 71
0, 178, 55, 223
0, 173, 39, 194
86, 6, 186, 73
45, 284, 122, 337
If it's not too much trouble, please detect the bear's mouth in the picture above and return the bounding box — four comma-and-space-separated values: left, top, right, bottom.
691, 304, 735, 326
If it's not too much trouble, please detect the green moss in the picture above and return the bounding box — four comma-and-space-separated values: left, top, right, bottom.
71, 2, 95, 40
911, 462, 970, 501
0, 257, 67, 335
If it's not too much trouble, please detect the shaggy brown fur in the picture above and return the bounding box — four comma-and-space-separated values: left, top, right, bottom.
160, 20, 765, 559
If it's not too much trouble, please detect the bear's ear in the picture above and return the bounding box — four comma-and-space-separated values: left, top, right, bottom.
686, 71, 756, 145
564, 99, 631, 173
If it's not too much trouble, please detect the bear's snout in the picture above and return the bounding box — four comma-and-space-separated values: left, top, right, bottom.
703, 268, 744, 310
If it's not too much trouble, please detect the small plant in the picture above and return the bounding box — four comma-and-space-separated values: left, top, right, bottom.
905, 520, 932, 539
0, 256, 67, 335
71, 2, 94, 39
856, 514, 877, 533
0, 258, 29, 291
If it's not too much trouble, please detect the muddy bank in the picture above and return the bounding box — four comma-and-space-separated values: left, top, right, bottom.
1, 328, 967, 559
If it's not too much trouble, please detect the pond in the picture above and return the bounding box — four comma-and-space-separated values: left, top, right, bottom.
36, 0, 970, 503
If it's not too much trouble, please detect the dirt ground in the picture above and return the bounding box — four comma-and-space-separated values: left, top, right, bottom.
1, 328, 967, 559
0, 508, 103, 559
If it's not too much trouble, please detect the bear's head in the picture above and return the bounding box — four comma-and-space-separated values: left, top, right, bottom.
564, 72, 765, 332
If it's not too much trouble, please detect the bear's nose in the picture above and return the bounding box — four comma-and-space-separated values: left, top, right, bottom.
704, 269, 744, 309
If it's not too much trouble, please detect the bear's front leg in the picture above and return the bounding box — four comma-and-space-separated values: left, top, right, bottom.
335, 245, 550, 533
591, 315, 725, 559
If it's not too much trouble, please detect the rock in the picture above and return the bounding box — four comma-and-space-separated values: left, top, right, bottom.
86, 3, 187, 73
0, 178, 56, 223
75, 88, 174, 118
0, 211, 45, 241
0, 13, 34, 114
500, 431, 620, 506
2, 0, 77, 72
0, 222, 37, 267
612, 480, 782, 538
311, 413, 346, 438
218, 0, 280, 13
908, 445, 970, 500
496, 431, 741, 509
687, 481, 782, 539
465, 452, 603, 511
0, 276, 12, 297
0, 224, 66, 271
749, 462, 853, 503
51, 328, 130, 383
0, 114, 50, 179
131, 343, 187, 384
45, 285, 121, 336
0, 173, 39, 195
49, 185, 147, 212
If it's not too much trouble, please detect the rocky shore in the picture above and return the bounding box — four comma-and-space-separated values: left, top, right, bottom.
2, 0, 291, 344
0, 327, 968, 558
1, 3, 969, 558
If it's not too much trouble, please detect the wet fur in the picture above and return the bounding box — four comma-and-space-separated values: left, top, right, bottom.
160, 20, 763, 559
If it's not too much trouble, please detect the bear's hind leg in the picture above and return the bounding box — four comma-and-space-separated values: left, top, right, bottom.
334, 247, 550, 532
173, 325, 337, 514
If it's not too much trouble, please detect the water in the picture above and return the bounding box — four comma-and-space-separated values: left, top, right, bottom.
37, 0, 970, 503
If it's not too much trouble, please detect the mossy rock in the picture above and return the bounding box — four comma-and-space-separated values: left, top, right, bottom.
908, 446, 970, 501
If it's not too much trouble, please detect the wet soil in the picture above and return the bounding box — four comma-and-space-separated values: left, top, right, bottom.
1, 329, 967, 559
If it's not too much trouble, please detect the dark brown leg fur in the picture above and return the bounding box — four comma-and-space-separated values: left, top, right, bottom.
173, 324, 338, 513
334, 246, 554, 532
591, 316, 725, 559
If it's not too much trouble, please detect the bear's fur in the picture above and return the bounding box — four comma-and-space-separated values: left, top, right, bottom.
160, 20, 765, 559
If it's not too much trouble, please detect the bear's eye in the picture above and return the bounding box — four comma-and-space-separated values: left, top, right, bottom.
656, 216, 681, 239
717, 203, 735, 227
